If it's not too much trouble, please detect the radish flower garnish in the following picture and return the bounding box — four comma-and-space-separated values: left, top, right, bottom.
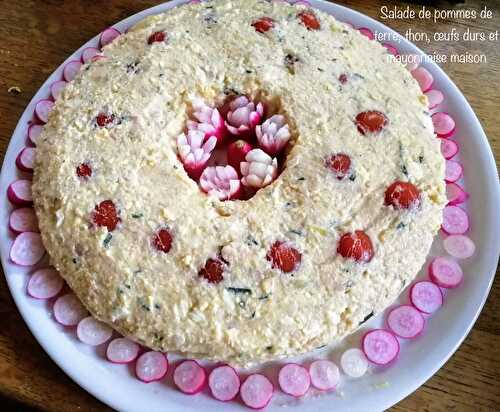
200, 165, 241, 200
187, 99, 227, 146
240, 149, 278, 188
177, 129, 217, 179
225, 96, 264, 137
256, 114, 290, 156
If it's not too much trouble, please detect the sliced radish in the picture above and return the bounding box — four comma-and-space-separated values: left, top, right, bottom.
278, 363, 310, 397
77, 316, 113, 346
445, 160, 463, 183
446, 183, 469, 206
53, 293, 88, 326
16, 147, 36, 172
27, 268, 64, 299
387, 305, 425, 339
410, 281, 443, 314
382, 43, 398, 56
135, 351, 168, 383
100, 27, 121, 47
173, 360, 207, 395
358, 27, 374, 40
405, 54, 420, 72
309, 360, 340, 391
340, 348, 368, 378
106, 337, 140, 364
425, 89, 444, 109
7, 179, 32, 206
362, 329, 399, 365
28, 124, 44, 146
34, 99, 54, 123
50, 80, 67, 101
240, 374, 274, 409
63, 60, 82, 82
443, 234, 476, 259
342, 21, 354, 29
81, 47, 101, 64
442, 206, 469, 234
411, 66, 434, 93
208, 365, 240, 401
432, 112, 455, 138
9, 207, 39, 233
10, 232, 45, 266
429, 256, 463, 288
440, 138, 459, 160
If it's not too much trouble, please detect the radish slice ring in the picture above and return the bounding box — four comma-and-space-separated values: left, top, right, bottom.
429, 256, 464, 288
432, 112, 456, 138
340, 348, 368, 378
309, 360, 340, 391
362, 329, 399, 365
53, 293, 88, 326
173, 360, 207, 395
135, 351, 168, 383
34, 99, 54, 123
443, 234, 476, 259
445, 160, 463, 183
7, 179, 33, 206
442, 205, 469, 234
9, 207, 39, 234
382, 43, 398, 56
77, 316, 113, 346
278, 363, 311, 397
50, 80, 67, 101
358, 27, 374, 40
387, 305, 425, 339
208, 365, 240, 401
10, 232, 45, 266
27, 268, 64, 299
63, 60, 82, 82
410, 281, 443, 314
446, 182, 469, 206
441, 139, 459, 160
81, 47, 101, 64
16, 147, 36, 172
425, 89, 444, 109
240, 374, 274, 409
411, 66, 434, 92
28, 124, 44, 146
106, 337, 140, 364
100, 27, 121, 47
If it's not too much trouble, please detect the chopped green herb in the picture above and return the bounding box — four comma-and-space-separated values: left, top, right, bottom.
297, 177, 305, 181
227, 287, 252, 295
103, 233, 113, 248
124, 283, 131, 289
289, 229, 304, 236
359, 311, 374, 326
72, 258, 78, 264
316, 344, 327, 350
245, 235, 259, 246
349, 173, 356, 181
154, 303, 161, 310
117, 288, 124, 295
258, 294, 270, 300
396, 222, 406, 230
401, 165, 408, 176
131, 212, 143, 218
250, 311, 256, 319
418, 155, 424, 163
265, 345, 274, 351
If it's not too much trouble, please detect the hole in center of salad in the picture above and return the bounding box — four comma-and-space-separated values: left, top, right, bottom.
176, 93, 294, 201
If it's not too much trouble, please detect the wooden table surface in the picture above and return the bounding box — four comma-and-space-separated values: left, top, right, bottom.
0, 1, 498, 411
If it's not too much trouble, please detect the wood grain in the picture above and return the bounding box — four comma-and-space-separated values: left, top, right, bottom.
0, 1, 498, 411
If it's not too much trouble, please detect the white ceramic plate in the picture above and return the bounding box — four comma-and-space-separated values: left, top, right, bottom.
1, 1, 499, 411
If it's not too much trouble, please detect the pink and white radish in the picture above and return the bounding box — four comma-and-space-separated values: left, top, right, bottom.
382, 43, 398, 56
409, 281, 443, 314
432, 112, 455, 138
208, 365, 241, 402
425, 89, 444, 109
106, 337, 140, 364
445, 160, 463, 183
81, 47, 101, 64
53, 293, 88, 326
173, 360, 207, 395
443, 234, 476, 259
27, 268, 64, 299
308, 360, 340, 391
441, 139, 459, 160
240, 374, 274, 409
10, 232, 45, 266
446, 183, 469, 206
34, 100, 54, 123
255, 114, 291, 156
357, 27, 374, 40
278, 363, 311, 397
362, 329, 399, 365
28, 124, 44, 146
442, 205, 469, 234
404, 54, 420, 72
135, 351, 168, 383
177, 129, 217, 180
387, 305, 425, 339
411, 66, 434, 93
50, 80, 67, 101
340, 348, 368, 378
77, 316, 113, 346
429, 256, 464, 288
199, 165, 241, 200
100, 27, 121, 47
7, 179, 33, 206
16, 147, 36, 172
187, 99, 227, 146
240, 149, 278, 188
227, 139, 252, 174
224, 95, 263, 137
9, 207, 39, 234
63, 60, 82, 82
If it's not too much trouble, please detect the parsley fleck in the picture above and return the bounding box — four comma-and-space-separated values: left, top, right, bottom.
103, 233, 112, 248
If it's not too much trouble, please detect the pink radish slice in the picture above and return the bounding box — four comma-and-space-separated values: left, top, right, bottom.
340, 348, 368, 378
53, 293, 88, 326
342, 21, 354, 29
432, 112, 455, 138
410, 281, 443, 314
208, 365, 240, 401
77, 316, 113, 346
446, 183, 469, 206
387, 305, 425, 339
440, 139, 459, 160
7, 179, 32, 206
445, 160, 463, 183
106, 337, 140, 364
309, 360, 340, 391
9, 207, 39, 233
173, 360, 207, 395
81, 47, 101, 64
50, 80, 67, 101
63, 60, 82, 82
362, 329, 399, 365
135, 351, 168, 383
28, 124, 43, 146
425, 89, 444, 109
411, 66, 434, 92
240, 374, 274, 410
429, 256, 463, 288
442, 206, 469, 234
10, 232, 45, 266
34, 99, 54, 123
278, 363, 311, 397
16, 147, 36, 172
405, 54, 420, 72
443, 234, 476, 259
358, 27, 374, 40
100, 27, 121, 47
27, 268, 64, 299
382, 43, 398, 56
